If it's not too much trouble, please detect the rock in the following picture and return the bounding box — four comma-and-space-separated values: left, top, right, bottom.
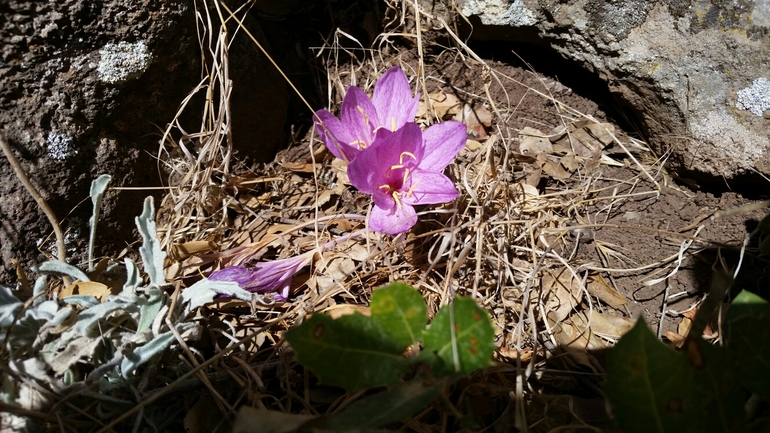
0, 0, 288, 284
454, 0, 770, 181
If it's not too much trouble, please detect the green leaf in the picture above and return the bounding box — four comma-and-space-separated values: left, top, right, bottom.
88, 174, 111, 272
121, 331, 174, 378
36, 260, 90, 282
605, 319, 694, 433
179, 278, 257, 318
693, 341, 746, 431
325, 381, 440, 430
726, 290, 770, 402
605, 318, 745, 433
370, 282, 427, 348
422, 297, 495, 375
136, 288, 163, 333
135, 197, 166, 287
285, 313, 411, 391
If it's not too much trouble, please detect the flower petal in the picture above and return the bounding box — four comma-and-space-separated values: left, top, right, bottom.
369, 201, 418, 235
208, 266, 257, 286
314, 110, 359, 161
372, 67, 419, 132
404, 170, 458, 205
418, 121, 467, 172
348, 122, 424, 194
340, 86, 379, 150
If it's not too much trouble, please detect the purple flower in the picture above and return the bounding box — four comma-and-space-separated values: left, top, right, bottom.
314, 66, 420, 162
347, 121, 467, 235
208, 255, 311, 301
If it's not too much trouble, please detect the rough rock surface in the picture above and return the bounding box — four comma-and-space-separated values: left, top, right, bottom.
0, 0, 287, 284
455, 0, 770, 182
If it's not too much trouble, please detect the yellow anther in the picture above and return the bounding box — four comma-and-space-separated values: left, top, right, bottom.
407, 179, 420, 197
402, 168, 410, 185
392, 191, 403, 209
391, 117, 396, 132
350, 140, 367, 149
385, 164, 404, 178
399, 151, 416, 165
356, 106, 370, 125
378, 184, 391, 193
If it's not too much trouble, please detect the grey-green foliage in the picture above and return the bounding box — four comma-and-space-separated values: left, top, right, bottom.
0, 180, 256, 428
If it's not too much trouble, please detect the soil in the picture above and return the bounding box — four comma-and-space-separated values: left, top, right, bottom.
409, 52, 769, 337
287, 44, 770, 341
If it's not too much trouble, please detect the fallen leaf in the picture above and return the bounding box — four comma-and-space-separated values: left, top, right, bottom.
498, 347, 533, 362
454, 103, 492, 138
321, 304, 371, 319
586, 310, 634, 338
539, 269, 582, 322
586, 123, 616, 146
419, 92, 462, 119
586, 274, 627, 309
281, 162, 317, 173
59, 281, 112, 302
170, 240, 216, 261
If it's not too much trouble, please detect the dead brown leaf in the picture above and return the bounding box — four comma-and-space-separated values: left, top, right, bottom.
586, 274, 627, 309
59, 281, 113, 302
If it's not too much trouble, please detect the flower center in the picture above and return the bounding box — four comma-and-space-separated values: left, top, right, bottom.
377, 152, 421, 209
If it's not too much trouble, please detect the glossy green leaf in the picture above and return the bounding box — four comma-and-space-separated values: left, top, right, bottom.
692, 341, 745, 431
726, 290, 770, 402
370, 282, 427, 348
605, 318, 695, 432
422, 297, 495, 375
326, 381, 440, 430
605, 318, 745, 432
285, 313, 411, 391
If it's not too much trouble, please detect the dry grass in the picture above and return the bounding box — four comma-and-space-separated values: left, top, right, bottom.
148, 1, 684, 430
146, 0, 703, 430
2, 0, 723, 431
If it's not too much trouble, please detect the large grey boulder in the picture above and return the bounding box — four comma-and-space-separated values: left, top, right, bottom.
456, 0, 770, 181
0, 0, 287, 284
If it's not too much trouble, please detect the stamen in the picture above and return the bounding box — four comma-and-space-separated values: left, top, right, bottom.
402, 168, 409, 185
392, 191, 402, 209
378, 184, 391, 193
350, 140, 367, 149
391, 117, 396, 132
356, 106, 370, 125
385, 164, 404, 178
399, 151, 416, 164
407, 179, 420, 197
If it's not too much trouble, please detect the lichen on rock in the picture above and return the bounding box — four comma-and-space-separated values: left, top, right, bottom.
736, 77, 770, 117
97, 41, 152, 84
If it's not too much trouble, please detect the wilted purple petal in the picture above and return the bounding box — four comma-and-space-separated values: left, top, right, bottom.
419, 121, 467, 172
208, 266, 258, 287
208, 255, 310, 300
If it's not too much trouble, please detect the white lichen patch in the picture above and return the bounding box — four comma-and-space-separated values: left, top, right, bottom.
97, 41, 152, 84
736, 77, 770, 116
46, 132, 77, 160
461, 0, 537, 26
691, 110, 769, 169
